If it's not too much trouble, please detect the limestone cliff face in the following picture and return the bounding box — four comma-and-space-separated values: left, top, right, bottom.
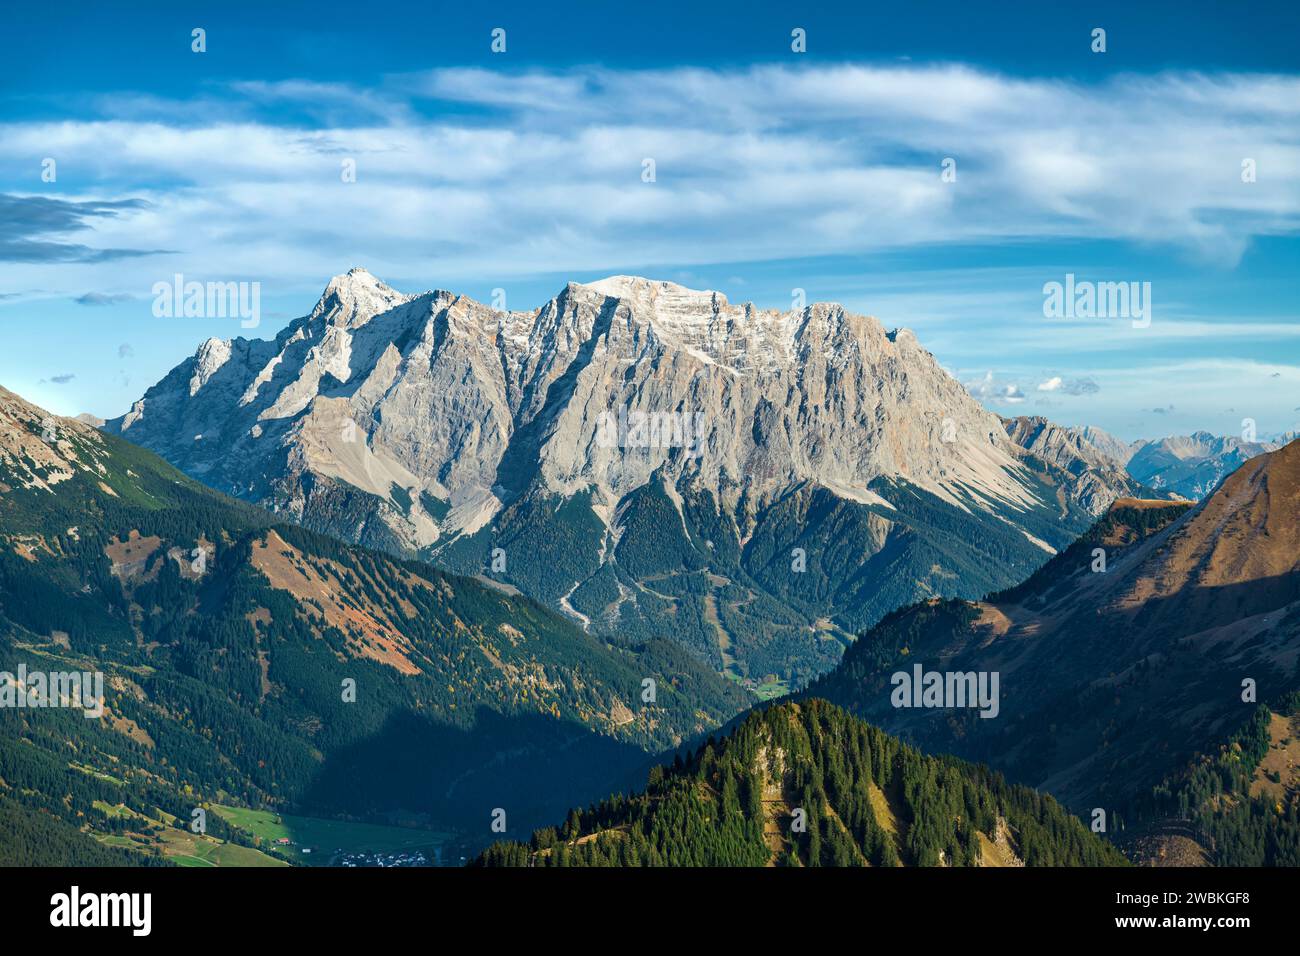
110, 269, 1054, 540
106, 269, 1112, 681
1002, 416, 1157, 516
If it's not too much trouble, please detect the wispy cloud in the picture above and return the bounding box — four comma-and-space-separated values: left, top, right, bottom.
0, 194, 169, 264
3, 61, 1297, 437
965, 371, 1026, 405
1, 63, 1296, 290
75, 291, 135, 306
1037, 375, 1100, 395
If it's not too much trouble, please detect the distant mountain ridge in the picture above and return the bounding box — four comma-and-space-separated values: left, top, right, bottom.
1125, 430, 1281, 499
107, 269, 1140, 686
1003, 415, 1280, 502
1001, 416, 1166, 514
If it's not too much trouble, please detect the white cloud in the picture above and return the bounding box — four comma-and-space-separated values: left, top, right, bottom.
0, 63, 1297, 297
1036, 375, 1099, 395
966, 371, 1026, 404
989, 359, 1299, 441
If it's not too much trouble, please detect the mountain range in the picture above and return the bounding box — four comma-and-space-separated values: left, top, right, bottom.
8, 269, 1296, 868
3, 381, 1297, 867
1005, 415, 1282, 502
803, 437, 1300, 863
1124, 431, 1285, 499
0, 385, 749, 864
106, 269, 1155, 689
474, 432, 1300, 867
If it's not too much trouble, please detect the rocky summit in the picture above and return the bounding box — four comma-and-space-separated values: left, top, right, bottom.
108, 269, 1138, 686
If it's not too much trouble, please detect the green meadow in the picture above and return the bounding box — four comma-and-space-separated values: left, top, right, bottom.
212, 805, 454, 865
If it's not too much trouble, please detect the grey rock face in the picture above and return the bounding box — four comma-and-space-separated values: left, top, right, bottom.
107, 269, 1119, 683
1002, 416, 1156, 515
112, 271, 1045, 532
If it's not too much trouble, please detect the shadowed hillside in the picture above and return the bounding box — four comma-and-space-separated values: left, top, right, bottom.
804, 441, 1300, 860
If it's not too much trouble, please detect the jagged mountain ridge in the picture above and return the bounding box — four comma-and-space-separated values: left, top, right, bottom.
1003, 415, 1280, 502
1001, 416, 1167, 514
108, 269, 1135, 684
1125, 430, 1281, 499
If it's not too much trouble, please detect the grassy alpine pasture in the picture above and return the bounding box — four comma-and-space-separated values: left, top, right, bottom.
89, 803, 288, 868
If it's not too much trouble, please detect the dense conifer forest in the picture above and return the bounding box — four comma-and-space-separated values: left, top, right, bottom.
475, 700, 1127, 867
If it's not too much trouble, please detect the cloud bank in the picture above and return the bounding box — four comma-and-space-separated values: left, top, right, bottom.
0, 63, 1296, 294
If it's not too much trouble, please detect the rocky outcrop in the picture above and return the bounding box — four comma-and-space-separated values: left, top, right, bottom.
1002, 415, 1158, 515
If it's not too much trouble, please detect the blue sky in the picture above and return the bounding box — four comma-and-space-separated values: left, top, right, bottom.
2, 0, 1298, 441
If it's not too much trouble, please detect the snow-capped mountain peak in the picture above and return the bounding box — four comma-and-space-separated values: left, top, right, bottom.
311, 266, 413, 329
